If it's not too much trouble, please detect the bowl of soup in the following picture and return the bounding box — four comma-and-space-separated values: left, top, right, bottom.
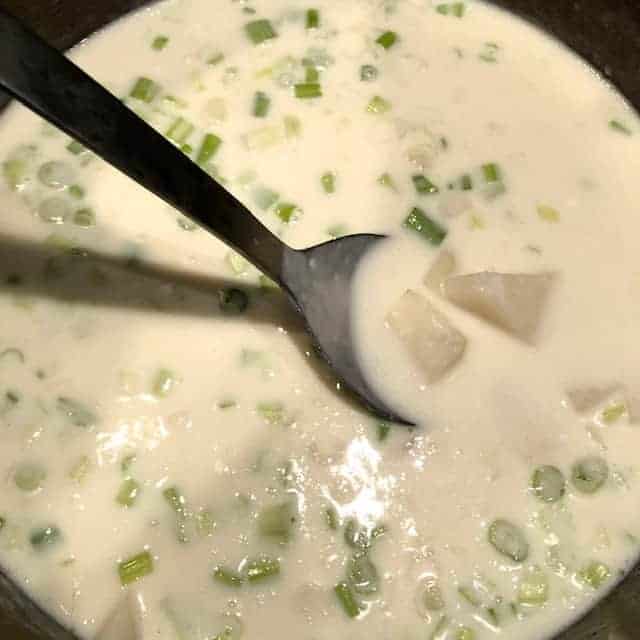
0, 1, 639, 639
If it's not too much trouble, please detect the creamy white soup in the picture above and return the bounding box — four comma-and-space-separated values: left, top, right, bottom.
1, 1, 639, 640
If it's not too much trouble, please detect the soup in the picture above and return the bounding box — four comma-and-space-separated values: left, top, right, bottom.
0, 1, 639, 639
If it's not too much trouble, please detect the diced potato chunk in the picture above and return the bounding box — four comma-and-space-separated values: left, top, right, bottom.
424, 250, 456, 294
566, 384, 619, 412
443, 272, 554, 342
387, 290, 466, 383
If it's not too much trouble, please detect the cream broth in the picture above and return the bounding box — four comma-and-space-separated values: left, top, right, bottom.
0, 2, 639, 640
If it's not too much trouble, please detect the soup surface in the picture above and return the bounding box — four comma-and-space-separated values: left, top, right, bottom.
0, 1, 639, 640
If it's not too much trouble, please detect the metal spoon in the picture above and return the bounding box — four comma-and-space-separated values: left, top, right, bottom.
0, 8, 413, 426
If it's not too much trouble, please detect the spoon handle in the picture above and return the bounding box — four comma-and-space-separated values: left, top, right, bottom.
0, 8, 290, 279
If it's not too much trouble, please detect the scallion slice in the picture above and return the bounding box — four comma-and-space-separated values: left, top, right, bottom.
245, 19, 277, 44
366, 95, 391, 114
118, 550, 154, 585
152, 35, 169, 51
360, 64, 378, 82
321, 171, 336, 194
305, 8, 320, 29
609, 119, 632, 135
165, 117, 194, 144
482, 162, 501, 183
404, 207, 447, 246
129, 77, 160, 103
376, 30, 398, 50
117, 478, 141, 508
196, 133, 222, 166
294, 83, 322, 99
413, 174, 439, 195
334, 581, 362, 618
252, 91, 271, 118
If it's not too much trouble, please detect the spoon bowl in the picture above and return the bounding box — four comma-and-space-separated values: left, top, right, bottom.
0, 7, 413, 426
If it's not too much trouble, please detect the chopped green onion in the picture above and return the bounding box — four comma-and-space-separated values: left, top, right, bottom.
456, 628, 475, 640
152, 35, 169, 51
253, 91, 271, 118
602, 402, 627, 423
213, 566, 243, 587
437, 3, 465, 17
537, 204, 560, 223
177, 217, 197, 231
488, 519, 529, 562
130, 77, 160, 103
14, 463, 46, 492
531, 465, 565, 503
482, 162, 501, 183
117, 478, 141, 508
413, 174, 439, 195
68, 184, 84, 199
165, 117, 194, 144
218, 288, 249, 314
245, 19, 277, 44
66, 140, 86, 155
305, 8, 320, 29
118, 550, 154, 585
360, 64, 378, 82
196, 133, 222, 166
163, 486, 187, 516
578, 561, 611, 589
609, 119, 632, 135
460, 174, 473, 190
257, 401, 285, 424
73, 208, 95, 228
294, 83, 322, 99
404, 207, 447, 246
243, 554, 280, 582
334, 581, 361, 618
30, 525, 61, 551
275, 202, 300, 223
378, 172, 396, 190
257, 500, 297, 542
207, 52, 225, 66
518, 572, 549, 606
376, 30, 398, 50
348, 554, 379, 594
152, 369, 178, 398
56, 396, 97, 428
180, 143, 193, 155
0, 517, 5, 531
305, 66, 320, 83
479, 42, 500, 63
571, 456, 608, 494
366, 95, 391, 114
321, 171, 336, 194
